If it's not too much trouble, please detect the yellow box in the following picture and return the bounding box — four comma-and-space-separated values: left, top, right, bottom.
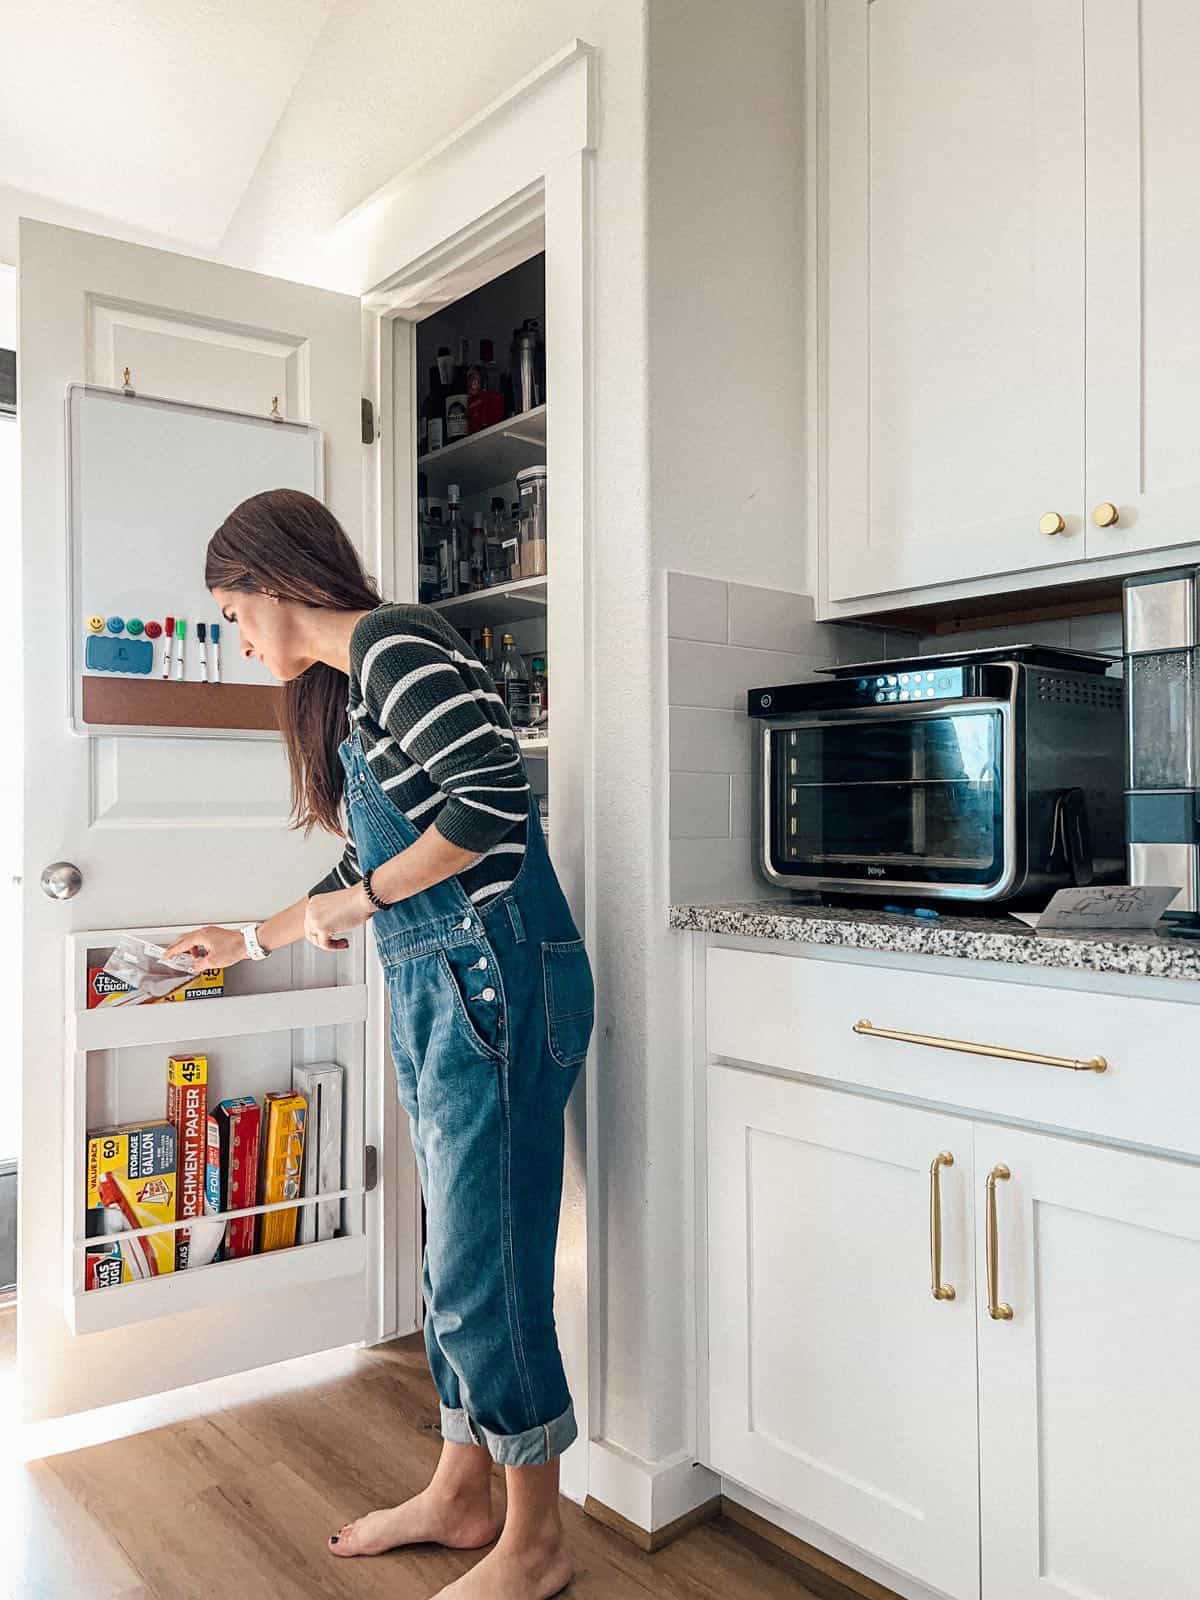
258, 1091, 307, 1252
85, 1121, 178, 1283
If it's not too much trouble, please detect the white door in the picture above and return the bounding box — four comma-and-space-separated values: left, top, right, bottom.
975, 1126, 1200, 1599
1085, 0, 1200, 560
706, 1067, 980, 1600
18, 218, 388, 1424
824, 0, 1086, 602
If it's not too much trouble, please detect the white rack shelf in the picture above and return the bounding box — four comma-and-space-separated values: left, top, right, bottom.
419, 404, 546, 498
71, 983, 368, 1052
69, 1233, 367, 1335
429, 575, 547, 631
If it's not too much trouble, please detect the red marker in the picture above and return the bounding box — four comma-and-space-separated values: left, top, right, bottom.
161, 616, 175, 679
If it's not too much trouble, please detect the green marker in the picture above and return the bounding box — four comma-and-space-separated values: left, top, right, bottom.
174, 618, 186, 681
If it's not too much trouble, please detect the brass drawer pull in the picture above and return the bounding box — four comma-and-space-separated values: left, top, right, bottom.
853, 1019, 1107, 1073
929, 1152, 956, 1302
985, 1164, 1014, 1321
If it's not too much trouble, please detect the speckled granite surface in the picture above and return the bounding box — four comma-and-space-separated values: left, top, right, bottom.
669, 900, 1200, 983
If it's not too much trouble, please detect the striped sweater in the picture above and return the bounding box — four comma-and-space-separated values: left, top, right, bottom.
309, 603, 530, 906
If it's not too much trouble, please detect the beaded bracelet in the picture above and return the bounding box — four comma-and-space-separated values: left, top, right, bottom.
361, 868, 393, 912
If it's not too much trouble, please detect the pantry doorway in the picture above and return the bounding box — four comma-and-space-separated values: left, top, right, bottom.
1, 260, 18, 1298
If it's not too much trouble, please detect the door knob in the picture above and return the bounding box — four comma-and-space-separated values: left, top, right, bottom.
1039, 512, 1066, 536
40, 861, 83, 900
1092, 501, 1120, 528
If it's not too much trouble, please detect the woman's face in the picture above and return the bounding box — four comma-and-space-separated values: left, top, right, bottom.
211, 586, 313, 682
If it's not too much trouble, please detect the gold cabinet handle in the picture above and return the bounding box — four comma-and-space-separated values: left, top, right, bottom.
1039, 511, 1066, 536
1092, 501, 1120, 527
929, 1152, 956, 1302
853, 1019, 1107, 1073
985, 1164, 1014, 1321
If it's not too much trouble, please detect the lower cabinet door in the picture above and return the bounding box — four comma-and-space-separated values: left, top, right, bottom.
706, 1066, 981, 1600
975, 1127, 1200, 1600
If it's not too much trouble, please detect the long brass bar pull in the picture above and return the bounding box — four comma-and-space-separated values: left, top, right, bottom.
985, 1164, 1014, 1321
929, 1152, 956, 1302
853, 1019, 1107, 1074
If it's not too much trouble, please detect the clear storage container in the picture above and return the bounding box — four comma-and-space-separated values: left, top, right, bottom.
516, 465, 548, 579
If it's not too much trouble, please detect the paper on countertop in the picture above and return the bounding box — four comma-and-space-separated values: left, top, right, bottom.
1010, 885, 1180, 932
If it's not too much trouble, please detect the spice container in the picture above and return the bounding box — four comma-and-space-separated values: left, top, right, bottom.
516, 465, 548, 579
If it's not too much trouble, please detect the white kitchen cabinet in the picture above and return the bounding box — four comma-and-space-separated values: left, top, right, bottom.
824, 0, 1086, 603
822, 0, 1200, 608
1085, 0, 1200, 562
706, 1065, 981, 1600
975, 1125, 1200, 1600
698, 939, 1200, 1600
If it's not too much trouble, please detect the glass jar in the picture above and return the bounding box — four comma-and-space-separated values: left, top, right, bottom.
516, 464, 548, 579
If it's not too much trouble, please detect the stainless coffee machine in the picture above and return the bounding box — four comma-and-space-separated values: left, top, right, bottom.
1124, 567, 1200, 919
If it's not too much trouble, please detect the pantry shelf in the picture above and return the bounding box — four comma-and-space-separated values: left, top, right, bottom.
68, 1231, 367, 1335
419, 404, 546, 498
430, 576, 547, 631
71, 983, 369, 1052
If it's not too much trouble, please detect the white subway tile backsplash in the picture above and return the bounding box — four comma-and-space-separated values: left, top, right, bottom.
730, 772, 753, 838
728, 582, 816, 651
670, 772, 732, 839
668, 637, 834, 711
667, 572, 728, 643
670, 836, 782, 906
669, 706, 754, 773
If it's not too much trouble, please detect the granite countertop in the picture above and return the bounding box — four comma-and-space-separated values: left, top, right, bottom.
669, 900, 1200, 983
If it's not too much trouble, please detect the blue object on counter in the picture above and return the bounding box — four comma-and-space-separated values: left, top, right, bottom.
85, 634, 153, 675
884, 904, 940, 920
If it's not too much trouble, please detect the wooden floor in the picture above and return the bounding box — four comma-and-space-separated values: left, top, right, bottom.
0, 1306, 829, 1600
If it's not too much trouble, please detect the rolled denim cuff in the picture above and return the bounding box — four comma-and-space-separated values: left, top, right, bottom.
439, 1400, 578, 1466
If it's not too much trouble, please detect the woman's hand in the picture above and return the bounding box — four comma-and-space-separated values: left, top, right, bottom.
162, 924, 248, 970
304, 884, 374, 952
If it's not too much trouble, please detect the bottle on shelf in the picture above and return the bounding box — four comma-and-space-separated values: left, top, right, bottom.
499, 634, 532, 727
429, 506, 451, 600
507, 501, 522, 579
479, 625, 496, 678
485, 497, 510, 587
436, 345, 455, 386
417, 473, 439, 604
446, 484, 471, 597
467, 338, 506, 434
424, 364, 445, 453
469, 512, 487, 591
530, 654, 548, 724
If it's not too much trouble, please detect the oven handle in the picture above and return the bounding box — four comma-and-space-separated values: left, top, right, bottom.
852, 1018, 1108, 1073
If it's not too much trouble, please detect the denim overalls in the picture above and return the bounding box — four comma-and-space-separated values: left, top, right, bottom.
339, 727, 594, 1466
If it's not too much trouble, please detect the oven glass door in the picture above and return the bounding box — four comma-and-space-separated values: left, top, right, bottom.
770, 708, 1005, 885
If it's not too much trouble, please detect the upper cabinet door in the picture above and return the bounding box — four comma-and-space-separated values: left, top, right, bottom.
1085, 0, 1200, 559
824, 0, 1086, 603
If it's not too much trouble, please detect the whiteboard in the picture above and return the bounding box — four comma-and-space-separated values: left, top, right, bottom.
67, 383, 323, 737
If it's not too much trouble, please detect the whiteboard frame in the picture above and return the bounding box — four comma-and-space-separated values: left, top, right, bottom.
65, 381, 325, 740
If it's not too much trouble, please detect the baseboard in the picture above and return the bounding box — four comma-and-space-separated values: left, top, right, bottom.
720, 1498, 905, 1600
584, 1491, 721, 1552
585, 1439, 721, 1541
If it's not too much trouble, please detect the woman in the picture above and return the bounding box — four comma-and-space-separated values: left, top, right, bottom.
165, 488, 593, 1600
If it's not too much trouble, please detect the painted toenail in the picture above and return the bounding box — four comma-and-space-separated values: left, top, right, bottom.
330, 1535, 339, 1544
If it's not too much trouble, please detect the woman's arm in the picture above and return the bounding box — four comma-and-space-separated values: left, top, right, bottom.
303, 831, 480, 947
163, 896, 309, 968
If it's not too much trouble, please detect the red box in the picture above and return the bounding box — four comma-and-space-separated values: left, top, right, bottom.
213, 1097, 261, 1258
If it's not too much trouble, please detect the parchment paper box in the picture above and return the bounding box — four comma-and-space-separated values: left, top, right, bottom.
291, 1063, 345, 1244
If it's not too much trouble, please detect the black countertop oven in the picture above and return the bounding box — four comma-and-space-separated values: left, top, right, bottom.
747, 646, 1125, 905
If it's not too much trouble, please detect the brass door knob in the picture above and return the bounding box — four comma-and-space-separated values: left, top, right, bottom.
1092, 501, 1120, 528
1039, 512, 1066, 536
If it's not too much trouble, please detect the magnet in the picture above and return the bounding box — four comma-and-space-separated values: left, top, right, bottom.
106, 616, 125, 635
87, 615, 105, 634
144, 620, 162, 639
126, 618, 144, 636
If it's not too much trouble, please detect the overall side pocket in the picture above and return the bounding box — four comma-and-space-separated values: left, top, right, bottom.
541, 938, 595, 1069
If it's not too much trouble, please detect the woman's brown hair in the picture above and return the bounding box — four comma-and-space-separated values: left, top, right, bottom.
206, 489, 381, 838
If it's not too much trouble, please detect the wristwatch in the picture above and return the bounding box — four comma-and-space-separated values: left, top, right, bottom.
241, 922, 268, 962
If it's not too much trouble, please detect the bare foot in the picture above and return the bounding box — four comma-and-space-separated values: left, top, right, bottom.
328, 1484, 500, 1558
433, 1530, 574, 1598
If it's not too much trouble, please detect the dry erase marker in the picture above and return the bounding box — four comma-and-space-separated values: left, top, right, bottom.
210, 622, 221, 682
161, 616, 175, 678
197, 622, 208, 682
174, 619, 186, 681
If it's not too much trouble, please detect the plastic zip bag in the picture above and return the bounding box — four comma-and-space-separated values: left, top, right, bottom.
102, 934, 196, 1005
